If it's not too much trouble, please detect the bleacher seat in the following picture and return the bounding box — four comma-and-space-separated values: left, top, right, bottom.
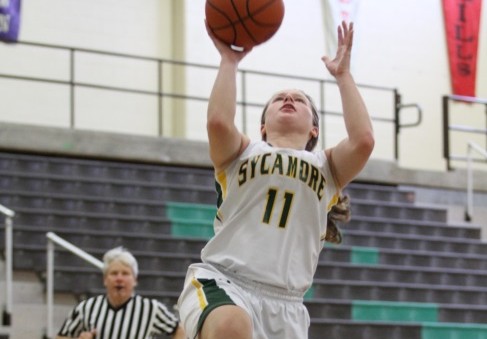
1, 150, 487, 339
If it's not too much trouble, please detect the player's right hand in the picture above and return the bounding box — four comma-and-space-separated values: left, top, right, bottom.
78, 329, 97, 339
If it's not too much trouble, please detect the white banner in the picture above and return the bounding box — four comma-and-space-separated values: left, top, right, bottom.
321, 0, 360, 58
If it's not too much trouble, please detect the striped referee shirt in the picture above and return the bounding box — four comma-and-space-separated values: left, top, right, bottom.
58, 294, 179, 339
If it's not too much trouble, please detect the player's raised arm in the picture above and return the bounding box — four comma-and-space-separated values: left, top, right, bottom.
205, 22, 251, 172
323, 21, 375, 188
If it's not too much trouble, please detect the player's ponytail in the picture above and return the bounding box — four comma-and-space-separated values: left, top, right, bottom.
321, 194, 351, 243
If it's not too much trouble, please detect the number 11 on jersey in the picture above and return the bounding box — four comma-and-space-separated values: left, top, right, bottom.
262, 188, 294, 228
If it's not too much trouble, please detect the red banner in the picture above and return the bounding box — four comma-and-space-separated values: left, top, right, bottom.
442, 0, 482, 97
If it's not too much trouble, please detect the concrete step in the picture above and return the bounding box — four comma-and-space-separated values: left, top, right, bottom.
0, 260, 77, 339
0, 152, 215, 187
9, 301, 75, 339
309, 318, 421, 339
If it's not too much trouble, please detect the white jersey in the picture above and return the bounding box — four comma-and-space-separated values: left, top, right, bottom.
201, 140, 339, 293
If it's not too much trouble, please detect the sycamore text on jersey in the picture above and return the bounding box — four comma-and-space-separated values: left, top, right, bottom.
237, 152, 327, 201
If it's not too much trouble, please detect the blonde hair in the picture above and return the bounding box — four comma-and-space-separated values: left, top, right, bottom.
103, 246, 138, 277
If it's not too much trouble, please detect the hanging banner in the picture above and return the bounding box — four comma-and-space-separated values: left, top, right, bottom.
0, 0, 21, 42
442, 0, 482, 97
321, 0, 361, 57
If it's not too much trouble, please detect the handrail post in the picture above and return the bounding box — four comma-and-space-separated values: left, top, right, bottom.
394, 89, 401, 161
466, 143, 473, 221
0, 204, 14, 327
46, 237, 55, 339
464, 141, 487, 222
158, 60, 163, 137
442, 95, 451, 170
69, 48, 75, 129
4, 216, 13, 326
44, 232, 104, 338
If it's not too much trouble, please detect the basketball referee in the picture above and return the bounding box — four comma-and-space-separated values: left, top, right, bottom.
56, 247, 185, 339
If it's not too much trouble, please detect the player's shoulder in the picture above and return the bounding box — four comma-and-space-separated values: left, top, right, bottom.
244, 140, 274, 154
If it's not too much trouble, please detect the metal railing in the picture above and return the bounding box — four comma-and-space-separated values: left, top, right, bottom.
443, 94, 487, 170
0, 204, 14, 327
465, 141, 487, 221
0, 40, 422, 160
45, 232, 103, 339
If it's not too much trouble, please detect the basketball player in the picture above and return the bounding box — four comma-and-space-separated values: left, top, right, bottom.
178, 20, 374, 339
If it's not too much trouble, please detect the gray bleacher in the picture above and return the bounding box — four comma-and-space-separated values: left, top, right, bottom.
1, 148, 487, 339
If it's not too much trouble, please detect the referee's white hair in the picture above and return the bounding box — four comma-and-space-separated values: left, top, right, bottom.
103, 246, 139, 278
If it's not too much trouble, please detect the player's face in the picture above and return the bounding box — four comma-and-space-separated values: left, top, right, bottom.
104, 260, 137, 307
262, 89, 317, 141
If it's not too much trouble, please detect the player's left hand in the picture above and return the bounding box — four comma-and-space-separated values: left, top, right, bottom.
205, 20, 253, 63
321, 21, 353, 79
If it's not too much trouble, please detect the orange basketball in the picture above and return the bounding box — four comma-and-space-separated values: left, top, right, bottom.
205, 0, 285, 51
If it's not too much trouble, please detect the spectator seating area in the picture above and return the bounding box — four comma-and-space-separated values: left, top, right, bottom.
1, 151, 487, 339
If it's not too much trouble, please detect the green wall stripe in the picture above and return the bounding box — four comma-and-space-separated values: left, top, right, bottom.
352, 300, 438, 323
166, 202, 215, 239
304, 285, 314, 300
422, 322, 487, 339
351, 246, 379, 264
171, 219, 214, 239
166, 201, 216, 221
